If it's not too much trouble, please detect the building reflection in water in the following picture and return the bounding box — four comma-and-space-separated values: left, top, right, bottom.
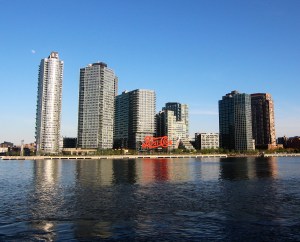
73, 159, 137, 186
73, 159, 114, 239
141, 159, 169, 183
75, 159, 114, 186
218, 157, 281, 237
139, 158, 192, 184
73, 159, 139, 239
168, 159, 191, 182
138, 158, 155, 184
143, 157, 279, 183
254, 157, 278, 179
30, 159, 62, 241
153, 158, 169, 181
27, 157, 281, 240
112, 159, 137, 184
72, 158, 196, 239
34, 159, 60, 185
220, 157, 250, 180
198, 158, 221, 181
219, 157, 278, 180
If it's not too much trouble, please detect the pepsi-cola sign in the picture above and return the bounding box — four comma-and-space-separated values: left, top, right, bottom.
141, 136, 172, 149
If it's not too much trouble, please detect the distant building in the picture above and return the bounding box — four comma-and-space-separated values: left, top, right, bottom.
35, 52, 63, 154
286, 136, 300, 149
277, 136, 288, 147
251, 93, 276, 149
24, 143, 35, 150
156, 103, 194, 150
63, 137, 77, 148
77, 62, 118, 149
0, 141, 14, 148
277, 136, 300, 149
195, 133, 219, 150
219, 90, 254, 151
0, 146, 9, 155
114, 89, 156, 150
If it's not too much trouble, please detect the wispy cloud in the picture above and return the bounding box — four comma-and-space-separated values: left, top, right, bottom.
31, 49, 36, 54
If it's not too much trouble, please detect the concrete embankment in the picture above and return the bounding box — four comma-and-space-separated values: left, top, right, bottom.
0, 154, 227, 160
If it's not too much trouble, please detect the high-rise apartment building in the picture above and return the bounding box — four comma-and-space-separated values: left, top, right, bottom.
251, 93, 276, 149
157, 103, 194, 150
114, 89, 156, 150
164, 102, 182, 121
219, 90, 254, 151
164, 102, 189, 136
35, 52, 63, 154
77, 62, 118, 149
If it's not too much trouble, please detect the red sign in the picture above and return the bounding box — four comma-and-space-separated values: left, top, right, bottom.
142, 136, 172, 149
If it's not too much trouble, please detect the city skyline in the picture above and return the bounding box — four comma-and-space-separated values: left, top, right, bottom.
1, 0, 300, 145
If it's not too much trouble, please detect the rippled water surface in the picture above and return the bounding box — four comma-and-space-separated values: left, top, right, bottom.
1, 157, 300, 241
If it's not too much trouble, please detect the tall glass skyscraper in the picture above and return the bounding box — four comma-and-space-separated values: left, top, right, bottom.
114, 89, 156, 150
219, 90, 254, 151
77, 62, 118, 149
35, 52, 64, 154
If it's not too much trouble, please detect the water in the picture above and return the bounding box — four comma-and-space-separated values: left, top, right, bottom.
0, 157, 300, 241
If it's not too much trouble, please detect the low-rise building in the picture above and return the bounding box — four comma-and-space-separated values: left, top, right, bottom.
0, 141, 14, 148
286, 136, 300, 149
0, 147, 8, 155
277, 136, 288, 147
63, 137, 77, 148
195, 133, 219, 150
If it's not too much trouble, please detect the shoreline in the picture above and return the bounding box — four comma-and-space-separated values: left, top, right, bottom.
1, 153, 300, 160
0, 154, 227, 160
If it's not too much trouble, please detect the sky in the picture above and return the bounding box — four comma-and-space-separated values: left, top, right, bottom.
0, 0, 299, 145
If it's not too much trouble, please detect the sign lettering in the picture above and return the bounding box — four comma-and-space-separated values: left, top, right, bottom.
142, 136, 172, 149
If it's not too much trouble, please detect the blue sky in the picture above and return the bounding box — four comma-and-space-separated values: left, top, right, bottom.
0, 0, 299, 145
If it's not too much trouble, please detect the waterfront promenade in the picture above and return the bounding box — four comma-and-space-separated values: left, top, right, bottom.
2, 153, 300, 160
0, 154, 228, 160
262, 153, 300, 157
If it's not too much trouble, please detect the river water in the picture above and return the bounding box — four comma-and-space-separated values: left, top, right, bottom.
0, 157, 300, 241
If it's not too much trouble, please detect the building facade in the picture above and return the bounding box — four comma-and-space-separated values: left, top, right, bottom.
35, 52, 63, 154
157, 103, 194, 150
63, 137, 77, 148
164, 103, 189, 134
77, 62, 118, 149
164, 102, 182, 121
195, 133, 219, 150
251, 93, 276, 149
286, 136, 300, 149
114, 89, 156, 150
0, 141, 14, 148
219, 90, 254, 151
277, 136, 288, 147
